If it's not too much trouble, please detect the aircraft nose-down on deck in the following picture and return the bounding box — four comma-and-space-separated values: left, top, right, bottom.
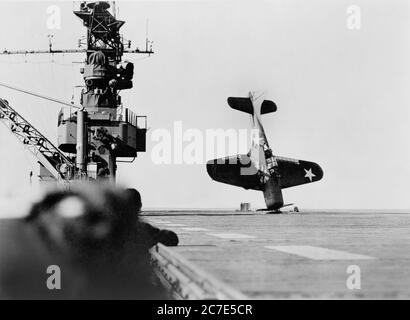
206, 92, 323, 212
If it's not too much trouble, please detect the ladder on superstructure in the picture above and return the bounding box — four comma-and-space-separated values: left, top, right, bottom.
0, 98, 76, 184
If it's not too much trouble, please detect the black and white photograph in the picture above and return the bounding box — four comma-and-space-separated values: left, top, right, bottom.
0, 0, 409, 307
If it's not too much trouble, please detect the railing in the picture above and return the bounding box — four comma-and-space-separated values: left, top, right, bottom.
124, 108, 147, 129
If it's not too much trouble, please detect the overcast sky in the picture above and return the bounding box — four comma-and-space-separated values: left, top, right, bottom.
0, 0, 409, 210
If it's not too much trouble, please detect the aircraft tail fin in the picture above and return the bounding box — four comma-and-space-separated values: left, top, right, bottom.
227, 97, 277, 115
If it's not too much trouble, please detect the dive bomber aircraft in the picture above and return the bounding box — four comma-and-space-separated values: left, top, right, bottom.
206, 92, 323, 212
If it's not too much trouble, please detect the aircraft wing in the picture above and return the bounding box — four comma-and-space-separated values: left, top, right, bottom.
206, 155, 262, 191
276, 157, 323, 188
207, 155, 323, 190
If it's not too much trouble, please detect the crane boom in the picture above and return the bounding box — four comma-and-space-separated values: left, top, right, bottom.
0, 98, 76, 184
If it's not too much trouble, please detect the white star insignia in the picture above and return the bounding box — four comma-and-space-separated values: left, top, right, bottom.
304, 168, 316, 182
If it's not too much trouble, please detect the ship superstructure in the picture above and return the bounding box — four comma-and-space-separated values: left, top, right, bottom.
0, 1, 153, 185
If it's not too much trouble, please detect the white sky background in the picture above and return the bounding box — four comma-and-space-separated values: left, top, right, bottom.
0, 0, 409, 210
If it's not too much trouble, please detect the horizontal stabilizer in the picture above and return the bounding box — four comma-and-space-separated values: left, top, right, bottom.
227, 97, 254, 114
261, 100, 277, 114
227, 97, 277, 115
